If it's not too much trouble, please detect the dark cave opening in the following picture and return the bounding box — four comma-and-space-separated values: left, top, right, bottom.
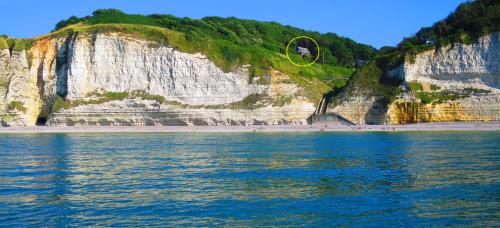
35, 116, 47, 126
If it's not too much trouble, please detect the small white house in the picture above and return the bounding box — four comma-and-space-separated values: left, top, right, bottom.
425, 40, 436, 45
296, 46, 311, 56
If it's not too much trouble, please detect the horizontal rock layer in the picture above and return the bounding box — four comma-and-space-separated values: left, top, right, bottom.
47, 99, 314, 126
386, 94, 500, 124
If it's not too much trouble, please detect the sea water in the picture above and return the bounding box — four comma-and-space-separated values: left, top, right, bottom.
0, 132, 499, 226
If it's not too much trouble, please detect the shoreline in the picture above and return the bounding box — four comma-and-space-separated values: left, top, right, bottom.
0, 122, 499, 133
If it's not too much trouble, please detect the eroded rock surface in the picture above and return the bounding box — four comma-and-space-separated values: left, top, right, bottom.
0, 33, 314, 126
334, 33, 500, 124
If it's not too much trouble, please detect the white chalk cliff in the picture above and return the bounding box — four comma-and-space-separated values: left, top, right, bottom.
65, 33, 267, 105
391, 32, 499, 90
0, 33, 315, 126
334, 32, 500, 124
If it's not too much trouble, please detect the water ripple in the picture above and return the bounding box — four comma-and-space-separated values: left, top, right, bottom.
0, 132, 499, 226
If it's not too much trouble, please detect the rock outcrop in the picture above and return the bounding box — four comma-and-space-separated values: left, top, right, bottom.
333, 32, 500, 124
0, 33, 315, 126
392, 32, 499, 90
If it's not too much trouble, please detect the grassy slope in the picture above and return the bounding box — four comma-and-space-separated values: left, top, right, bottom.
44, 9, 379, 103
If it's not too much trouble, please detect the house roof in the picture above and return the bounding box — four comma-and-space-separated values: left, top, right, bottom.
296, 46, 311, 55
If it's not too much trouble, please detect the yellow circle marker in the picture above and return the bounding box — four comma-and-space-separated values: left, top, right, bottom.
286, 36, 320, 67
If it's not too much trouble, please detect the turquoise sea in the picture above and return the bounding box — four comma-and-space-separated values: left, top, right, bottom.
0, 132, 499, 226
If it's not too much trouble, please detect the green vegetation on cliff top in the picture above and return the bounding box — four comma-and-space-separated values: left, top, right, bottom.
396, 0, 499, 60
0, 37, 8, 49
0, 34, 33, 51
53, 9, 375, 68
48, 9, 378, 102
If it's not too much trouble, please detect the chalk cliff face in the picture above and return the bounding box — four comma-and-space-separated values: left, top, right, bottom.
0, 33, 314, 126
0, 47, 45, 126
65, 33, 266, 105
334, 32, 500, 124
392, 32, 499, 90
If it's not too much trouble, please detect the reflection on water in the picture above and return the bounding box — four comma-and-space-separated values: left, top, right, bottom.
0, 132, 499, 226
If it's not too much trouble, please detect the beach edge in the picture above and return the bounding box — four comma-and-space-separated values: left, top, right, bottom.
1, 122, 500, 133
